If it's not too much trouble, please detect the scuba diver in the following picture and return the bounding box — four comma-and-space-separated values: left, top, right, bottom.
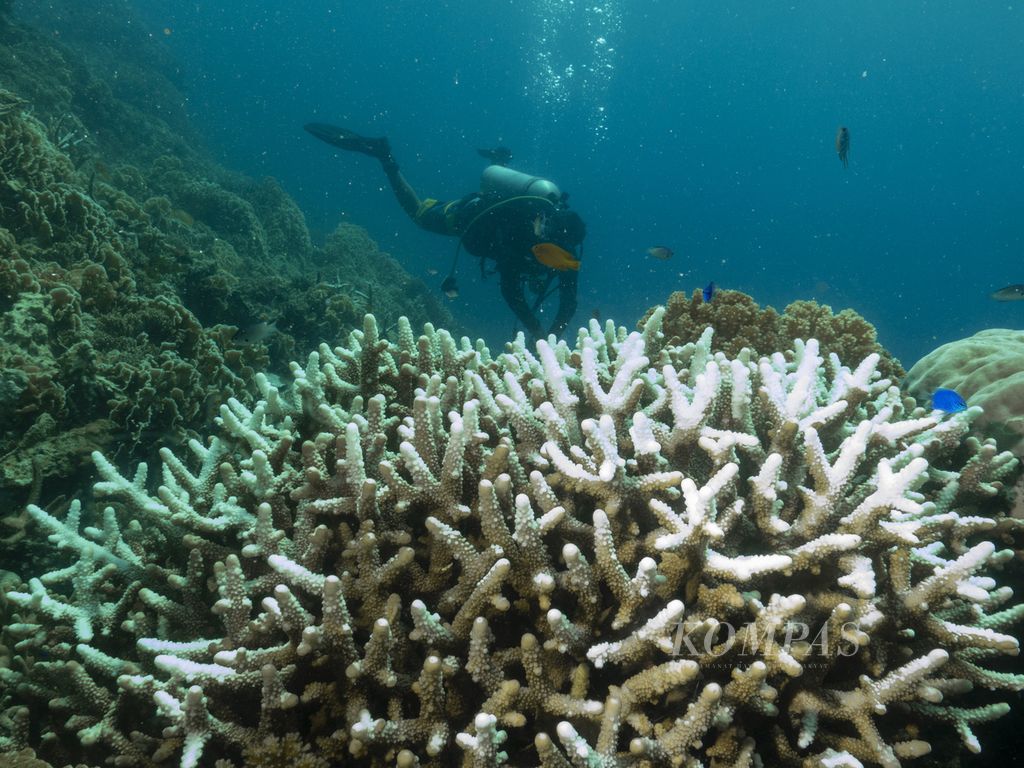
304, 123, 586, 341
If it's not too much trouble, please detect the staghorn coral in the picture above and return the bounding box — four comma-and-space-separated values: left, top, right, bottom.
1, 309, 1020, 767
640, 289, 904, 381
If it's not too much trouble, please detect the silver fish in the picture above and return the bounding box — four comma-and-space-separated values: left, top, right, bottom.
236, 320, 279, 345
533, 213, 547, 239
991, 284, 1024, 301
441, 276, 459, 299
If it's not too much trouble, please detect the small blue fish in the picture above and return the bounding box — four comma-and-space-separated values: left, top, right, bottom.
702, 281, 716, 303
931, 388, 967, 413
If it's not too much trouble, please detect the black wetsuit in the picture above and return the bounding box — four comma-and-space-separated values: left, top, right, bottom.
415, 193, 580, 340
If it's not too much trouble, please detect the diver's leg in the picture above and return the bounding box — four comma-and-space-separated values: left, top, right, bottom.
498, 268, 544, 340
305, 123, 390, 158
305, 122, 421, 219
547, 271, 579, 337
381, 161, 422, 220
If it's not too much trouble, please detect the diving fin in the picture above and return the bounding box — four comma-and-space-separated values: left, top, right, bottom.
304, 123, 391, 160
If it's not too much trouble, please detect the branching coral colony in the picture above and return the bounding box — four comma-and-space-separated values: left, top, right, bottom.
2, 310, 1022, 768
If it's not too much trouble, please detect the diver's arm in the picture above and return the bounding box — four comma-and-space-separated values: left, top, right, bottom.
381, 158, 422, 220
548, 270, 579, 337
498, 269, 544, 340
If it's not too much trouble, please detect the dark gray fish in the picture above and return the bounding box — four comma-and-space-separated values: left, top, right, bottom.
991, 284, 1024, 302
836, 126, 850, 168
647, 245, 673, 260
477, 146, 513, 166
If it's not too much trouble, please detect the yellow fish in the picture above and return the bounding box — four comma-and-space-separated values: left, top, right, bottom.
532, 242, 580, 271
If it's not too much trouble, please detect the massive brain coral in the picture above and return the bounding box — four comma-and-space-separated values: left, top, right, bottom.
905, 328, 1024, 460
1, 311, 1021, 768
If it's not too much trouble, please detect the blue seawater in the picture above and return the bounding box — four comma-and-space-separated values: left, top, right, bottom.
131, 0, 1022, 365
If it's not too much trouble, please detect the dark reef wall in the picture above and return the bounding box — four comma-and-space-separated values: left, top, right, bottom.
0, 6, 455, 537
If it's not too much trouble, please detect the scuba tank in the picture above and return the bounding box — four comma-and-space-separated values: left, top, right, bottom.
441, 164, 564, 301
480, 164, 561, 202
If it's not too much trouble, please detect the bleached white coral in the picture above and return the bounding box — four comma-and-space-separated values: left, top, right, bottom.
2, 312, 1021, 768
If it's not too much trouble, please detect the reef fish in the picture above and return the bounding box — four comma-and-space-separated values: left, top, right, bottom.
477, 146, 513, 166
647, 246, 674, 260
702, 281, 716, 302
990, 284, 1024, 301
440, 276, 459, 298
931, 388, 967, 413
169, 208, 194, 227
532, 242, 580, 271
836, 126, 850, 168
235, 320, 279, 345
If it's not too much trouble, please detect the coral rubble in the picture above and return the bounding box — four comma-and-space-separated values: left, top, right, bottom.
1, 310, 1020, 767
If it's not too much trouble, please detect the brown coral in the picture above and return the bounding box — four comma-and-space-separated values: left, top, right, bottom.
639, 289, 904, 380
0, 11, 458, 513
237, 734, 331, 768
0, 95, 264, 507
0, 748, 64, 768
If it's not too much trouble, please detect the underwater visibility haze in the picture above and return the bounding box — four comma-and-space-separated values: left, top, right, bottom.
133, 0, 1022, 362
2, 1, 1024, 767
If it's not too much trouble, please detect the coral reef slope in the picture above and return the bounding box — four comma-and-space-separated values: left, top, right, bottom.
0, 7, 454, 513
